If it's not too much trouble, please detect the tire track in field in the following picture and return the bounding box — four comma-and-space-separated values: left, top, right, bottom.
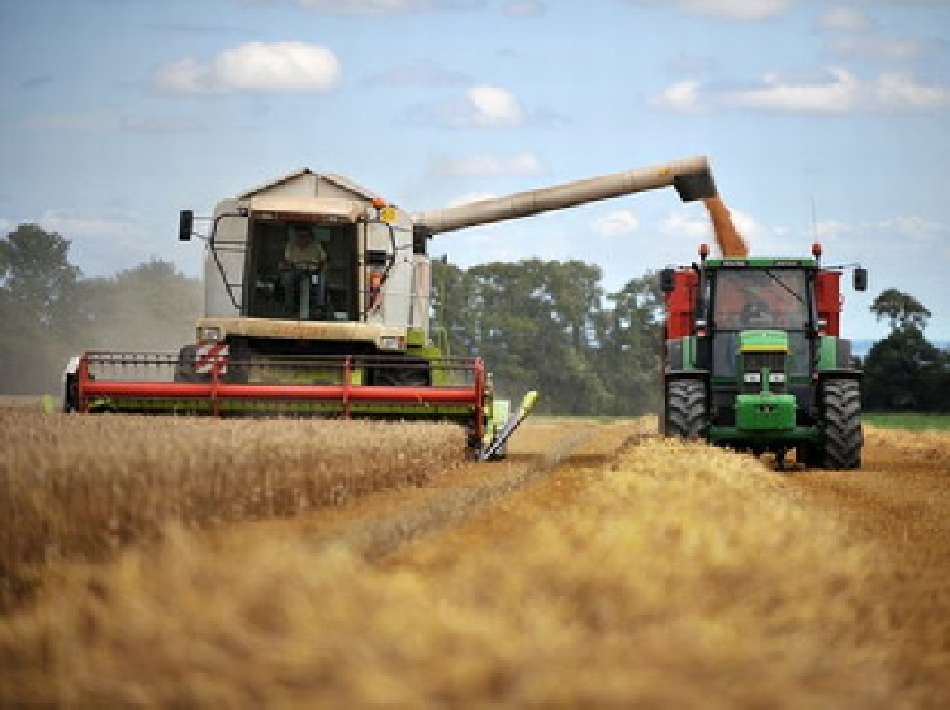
209, 420, 649, 561
339, 419, 655, 559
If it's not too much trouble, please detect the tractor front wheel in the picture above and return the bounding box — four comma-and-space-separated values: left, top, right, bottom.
821, 379, 863, 470
665, 379, 708, 440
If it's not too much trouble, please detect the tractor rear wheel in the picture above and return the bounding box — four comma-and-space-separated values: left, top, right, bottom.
665, 379, 707, 440
821, 379, 863, 470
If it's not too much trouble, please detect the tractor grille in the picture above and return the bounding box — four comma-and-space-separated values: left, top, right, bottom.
742, 351, 786, 393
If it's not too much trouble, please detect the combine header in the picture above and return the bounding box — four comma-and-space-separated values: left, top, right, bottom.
65, 156, 718, 457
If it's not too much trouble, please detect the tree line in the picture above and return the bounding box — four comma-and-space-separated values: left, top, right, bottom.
1, 223, 946, 413
430, 259, 664, 415
0, 225, 201, 394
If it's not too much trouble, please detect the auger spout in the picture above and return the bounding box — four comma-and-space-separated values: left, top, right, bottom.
414, 155, 717, 235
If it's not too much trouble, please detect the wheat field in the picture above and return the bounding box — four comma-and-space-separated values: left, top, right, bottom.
5, 416, 943, 707
0, 411, 464, 611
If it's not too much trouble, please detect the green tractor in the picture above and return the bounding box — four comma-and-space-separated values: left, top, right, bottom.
661, 244, 868, 469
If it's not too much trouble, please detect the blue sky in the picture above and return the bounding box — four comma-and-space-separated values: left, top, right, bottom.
2, 0, 949, 339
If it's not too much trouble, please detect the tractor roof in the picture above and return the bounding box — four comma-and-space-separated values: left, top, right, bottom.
706, 257, 818, 268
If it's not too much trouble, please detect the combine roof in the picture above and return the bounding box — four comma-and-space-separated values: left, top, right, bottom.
237, 168, 381, 203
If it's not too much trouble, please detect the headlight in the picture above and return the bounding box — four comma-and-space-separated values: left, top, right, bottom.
769, 372, 786, 384
743, 372, 761, 384
379, 335, 405, 351
197, 326, 221, 342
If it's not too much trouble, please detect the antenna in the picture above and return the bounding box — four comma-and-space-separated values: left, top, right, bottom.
810, 196, 818, 238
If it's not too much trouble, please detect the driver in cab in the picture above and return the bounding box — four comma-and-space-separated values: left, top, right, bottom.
281, 225, 328, 316
283, 224, 327, 270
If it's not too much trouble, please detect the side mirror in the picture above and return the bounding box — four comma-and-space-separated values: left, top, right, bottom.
853, 267, 867, 292
660, 268, 676, 293
179, 210, 194, 241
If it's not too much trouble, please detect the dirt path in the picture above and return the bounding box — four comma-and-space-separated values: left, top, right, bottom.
207, 418, 636, 558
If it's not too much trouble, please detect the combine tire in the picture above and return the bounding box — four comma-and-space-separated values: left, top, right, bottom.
821, 379, 863, 470
174, 345, 201, 383
666, 379, 707, 440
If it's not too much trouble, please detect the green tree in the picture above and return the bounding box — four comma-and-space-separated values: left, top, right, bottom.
430, 258, 667, 416
864, 289, 944, 412
599, 273, 664, 415
870, 288, 931, 331
0, 224, 82, 394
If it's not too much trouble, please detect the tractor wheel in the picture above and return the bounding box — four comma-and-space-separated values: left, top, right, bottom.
665, 379, 707, 440
821, 379, 863, 470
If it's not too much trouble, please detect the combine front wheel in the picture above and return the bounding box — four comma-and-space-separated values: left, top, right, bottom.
821, 379, 863, 470
665, 379, 707, 440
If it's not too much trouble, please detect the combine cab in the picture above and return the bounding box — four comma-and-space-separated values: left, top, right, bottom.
65, 157, 719, 457
661, 244, 868, 468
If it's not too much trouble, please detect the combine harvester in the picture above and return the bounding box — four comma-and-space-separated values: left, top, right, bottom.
64, 157, 717, 458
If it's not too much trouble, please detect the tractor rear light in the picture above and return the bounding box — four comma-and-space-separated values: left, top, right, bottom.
197, 326, 221, 342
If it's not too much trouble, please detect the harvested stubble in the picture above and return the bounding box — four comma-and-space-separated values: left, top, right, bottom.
0, 434, 910, 708
0, 411, 463, 609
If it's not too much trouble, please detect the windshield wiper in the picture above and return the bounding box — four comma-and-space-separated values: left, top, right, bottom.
764, 269, 805, 306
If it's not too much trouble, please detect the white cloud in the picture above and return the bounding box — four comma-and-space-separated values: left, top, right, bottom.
463, 86, 524, 126
407, 85, 526, 127
727, 67, 862, 113
627, 0, 794, 21
650, 68, 950, 114
659, 210, 712, 240
809, 215, 949, 244
434, 151, 544, 178
816, 6, 875, 33
871, 71, 950, 110
155, 41, 341, 93
659, 205, 763, 243
592, 209, 640, 237
648, 80, 704, 112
